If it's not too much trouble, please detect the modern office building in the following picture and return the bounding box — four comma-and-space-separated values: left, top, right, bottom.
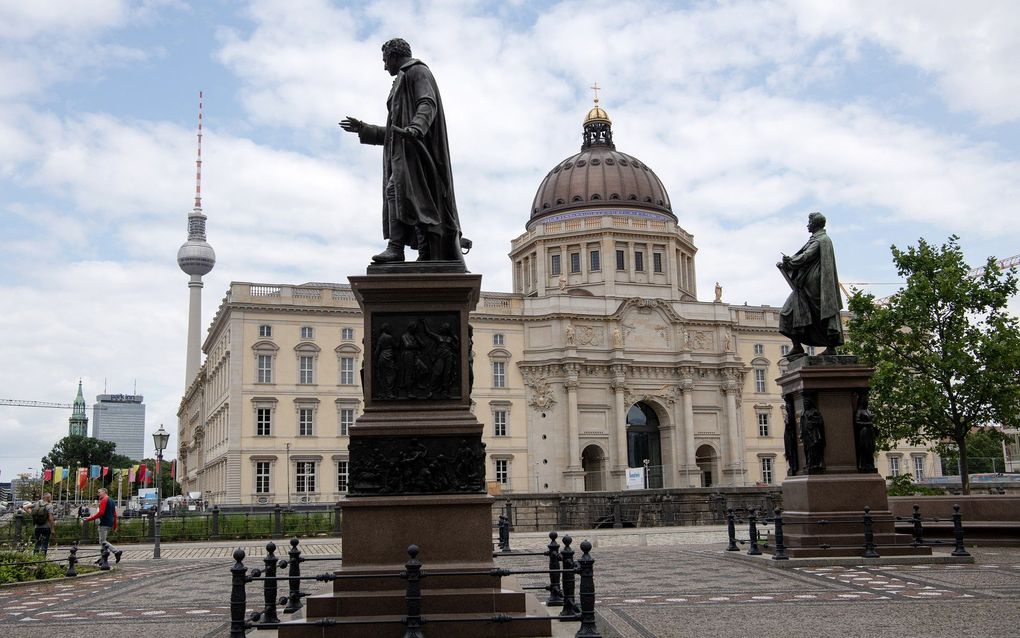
92, 394, 145, 460
177, 100, 940, 505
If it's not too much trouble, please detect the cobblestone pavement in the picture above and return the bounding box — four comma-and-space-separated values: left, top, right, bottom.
1, 530, 1018, 638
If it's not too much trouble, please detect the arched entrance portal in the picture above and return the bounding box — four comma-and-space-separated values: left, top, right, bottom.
695, 444, 718, 488
581, 444, 606, 491
627, 403, 663, 488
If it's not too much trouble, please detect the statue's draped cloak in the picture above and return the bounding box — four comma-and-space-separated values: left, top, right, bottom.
779, 229, 844, 347
358, 58, 460, 242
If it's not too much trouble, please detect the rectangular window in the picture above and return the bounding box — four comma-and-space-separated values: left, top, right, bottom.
494, 410, 508, 437
635, 251, 645, 272
300, 326, 314, 339
298, 408, 314, 436
341, 327, 354, 340
492, 361, 506, 388
257, 355, 273, 383
255, 461, 271, 494
913, 456, 925, 481
337, 461, 349, 493
754, 368, 767, 393
761, 457, 774, 485
295, 461, 316, 493
616, 249, 625, 270
259, 324, 272, 338
754, 343, 764, 355
256, 408, 272, 436
494, 459, 509, 485
299, 356, 314, 384
550, 254, 561, 276
653, 252, 663, 273
589, 250, 600, 272
780, 344, 791, 356
890, 457, 900, 477
340, 357, 355, 385
757, 412, 770, 437
493, 333, 505, 346
570, 252, 581, 273
339, 408, 355, 436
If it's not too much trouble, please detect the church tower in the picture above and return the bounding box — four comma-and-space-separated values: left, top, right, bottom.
68, 380, 88, 437
177, 91, 216, 388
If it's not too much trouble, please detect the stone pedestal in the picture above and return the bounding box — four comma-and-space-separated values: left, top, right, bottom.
280, 270, 552, 638
774, 356, 929, 558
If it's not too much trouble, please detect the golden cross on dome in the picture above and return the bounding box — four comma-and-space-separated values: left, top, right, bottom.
590, 82, 601, 105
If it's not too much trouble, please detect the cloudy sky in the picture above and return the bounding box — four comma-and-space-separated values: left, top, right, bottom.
2, 0, 1018, 479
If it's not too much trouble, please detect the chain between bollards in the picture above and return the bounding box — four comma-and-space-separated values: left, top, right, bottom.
546, 531, 564, 607
574, 540, 602, 638
951, 504, 970, 557
771, 509, 788, 560
402, 544, 425, 638
862, 506, 880, 558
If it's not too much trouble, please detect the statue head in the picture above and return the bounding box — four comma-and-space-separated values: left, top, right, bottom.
382, 38, 412, 75
807, 211, 826, 232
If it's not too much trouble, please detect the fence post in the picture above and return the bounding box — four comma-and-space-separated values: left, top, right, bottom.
747, 509, 761, 556
283, 537, 303, 613
402, 545, 425, 638
504, 498, 514, 531
558, 535, 578, 620
772, 508, 788, 561
230, 548, 249, 638
911, 504, 924, 546
726, 509, 739, 551
574, 540, 601, 638
148, 510, 156, 540
862, 506, 880, 558
273, 504, 283, 539
262, 541, 281, 624
65, 542, 79, 577
333, 501, 342, 536
546, 531, 564, 607
951, 504, 970, 557
211, 506, 221, 540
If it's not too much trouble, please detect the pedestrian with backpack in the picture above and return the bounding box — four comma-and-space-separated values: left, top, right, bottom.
22, 493, 54, 556
83, 488, 122, 566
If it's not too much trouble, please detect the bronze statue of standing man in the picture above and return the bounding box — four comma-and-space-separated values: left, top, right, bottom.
340, 38, 466, 266
777, 212, 844, 357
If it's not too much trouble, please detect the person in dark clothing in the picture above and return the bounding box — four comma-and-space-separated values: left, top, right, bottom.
23, 492, 54, 556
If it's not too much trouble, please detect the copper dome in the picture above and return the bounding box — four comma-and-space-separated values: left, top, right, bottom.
530, 103, 674, 223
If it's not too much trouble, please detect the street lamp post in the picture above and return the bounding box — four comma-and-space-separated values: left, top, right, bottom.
152, 424, 170, 560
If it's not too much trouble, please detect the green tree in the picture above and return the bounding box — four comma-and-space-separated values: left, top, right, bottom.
40, 436, 135, 477
939, 428, 1007, 475
847, 236, 1020, 494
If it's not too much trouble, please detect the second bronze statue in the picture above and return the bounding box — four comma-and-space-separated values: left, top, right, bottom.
340, 38, 469, 266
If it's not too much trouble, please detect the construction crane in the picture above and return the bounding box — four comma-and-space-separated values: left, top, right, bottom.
0, 399, 106, 410
841, 253, 1018, 306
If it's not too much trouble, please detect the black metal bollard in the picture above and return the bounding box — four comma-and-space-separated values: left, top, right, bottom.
99, 544, 111, 570
148, 510, 156, 540
210, 506, 221, 540
497, 512, 510, 551
559, 535, 578, 620
546, 531, 564, 607
504, 498, 514, 531
80, 519, 89, 542
273, 504, 283, 538
951, 504, 970, 557
283, 537, 303, 613
772, 509, 788, 561
261, 541, 281, 624
862, 506, 880, 558
402, 545, 425, 638
574, 540, 601, 638
230, 548, 249, 638
911, 504, 924, 546
726, 509, 739, 551
65, 542, 79, 577
333, 502, 342, 536
747, 509, 762, 556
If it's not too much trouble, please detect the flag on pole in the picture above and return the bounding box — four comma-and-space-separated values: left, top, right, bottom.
170, 459, 177, 479
138, 464, 148, 484
54, 466, 64, 483
129, 465, 138, 482
90, 465, 101, 479
77, 467, 87, 489
43, 468, 53, 481
63, 468, 70, 479
102, 466, 109, 477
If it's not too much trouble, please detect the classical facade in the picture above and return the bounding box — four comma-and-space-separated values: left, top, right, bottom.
177, 101, 938, 505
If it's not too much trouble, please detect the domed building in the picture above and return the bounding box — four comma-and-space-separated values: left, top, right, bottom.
176, 98, 938, 505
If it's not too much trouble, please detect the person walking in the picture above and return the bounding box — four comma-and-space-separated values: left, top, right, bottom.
83, 488, 123, 565
23, 493, 54, 556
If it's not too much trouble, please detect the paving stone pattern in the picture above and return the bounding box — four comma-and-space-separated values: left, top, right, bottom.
1, 531, 1017, 637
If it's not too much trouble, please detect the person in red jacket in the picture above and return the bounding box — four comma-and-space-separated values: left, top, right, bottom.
83, 488, 123, 564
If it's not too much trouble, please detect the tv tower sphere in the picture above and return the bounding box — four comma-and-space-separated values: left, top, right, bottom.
178, 221, 216, 275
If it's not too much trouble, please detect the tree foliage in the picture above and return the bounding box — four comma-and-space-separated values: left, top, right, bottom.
939, 428, 1007, 475
40, 436, 135, 473
847, 236, 1020, 494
